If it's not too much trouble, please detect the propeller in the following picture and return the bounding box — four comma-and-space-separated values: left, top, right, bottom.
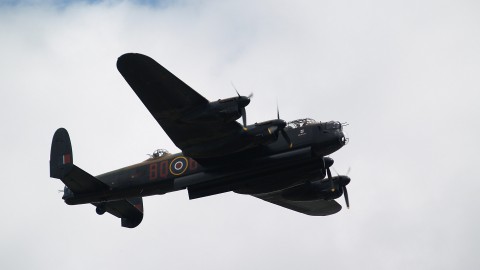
333, 167, 351, 209
342, 185, 350, 209
322, 157, 335, 192
327, 167, 335, 192
276, 105, 293, 148
232, 82, 252, 128
240, 106, 247, 127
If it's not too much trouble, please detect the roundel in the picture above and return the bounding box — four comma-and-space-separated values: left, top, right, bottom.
169, 156, 188, 176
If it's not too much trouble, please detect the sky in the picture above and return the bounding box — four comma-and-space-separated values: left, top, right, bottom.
1, 0, 479, 269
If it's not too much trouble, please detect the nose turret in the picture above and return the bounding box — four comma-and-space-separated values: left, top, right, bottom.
339, 130, 348, 146
313, 121, 348, 156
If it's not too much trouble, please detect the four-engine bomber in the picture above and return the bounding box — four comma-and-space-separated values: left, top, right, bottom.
49, 53, 351, 228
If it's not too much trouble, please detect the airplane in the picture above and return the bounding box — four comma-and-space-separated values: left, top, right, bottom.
49, 53, 351, 228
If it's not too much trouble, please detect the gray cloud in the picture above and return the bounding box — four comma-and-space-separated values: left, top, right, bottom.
1, 0, 479, 269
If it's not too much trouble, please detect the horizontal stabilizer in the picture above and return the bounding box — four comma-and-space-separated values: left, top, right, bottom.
62, 165, 110, 194
93, 197, 144, 228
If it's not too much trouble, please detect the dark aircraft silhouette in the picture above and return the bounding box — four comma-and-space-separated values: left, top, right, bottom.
49, 53, 350, 228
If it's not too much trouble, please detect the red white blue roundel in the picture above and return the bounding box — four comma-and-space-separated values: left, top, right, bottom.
169, 157, 188, 176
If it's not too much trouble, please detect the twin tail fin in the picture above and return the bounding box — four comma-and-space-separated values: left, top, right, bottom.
50, 128, 144, 228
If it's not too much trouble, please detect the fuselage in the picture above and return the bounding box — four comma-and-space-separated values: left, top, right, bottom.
63, 119, 346, 205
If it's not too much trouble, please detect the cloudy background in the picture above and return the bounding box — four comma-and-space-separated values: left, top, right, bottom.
1, 0, 479, 269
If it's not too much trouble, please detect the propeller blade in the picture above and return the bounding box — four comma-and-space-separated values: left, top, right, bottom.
241, 107, 247, 127
268, 126, 278, 134
231, 82, 253, 100
342, 185, 350, 209
231, 82, 240, 97
327, 168, 335, 192
281, 129, 293, 149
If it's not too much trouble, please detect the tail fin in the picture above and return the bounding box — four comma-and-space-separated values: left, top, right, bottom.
49, 128, 110, 193
50, 128, 74, 179
49, 128, 144, 228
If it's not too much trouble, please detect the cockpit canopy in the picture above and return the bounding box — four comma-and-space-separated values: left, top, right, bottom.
286, 118, 344, 131
286, 118, 317, 129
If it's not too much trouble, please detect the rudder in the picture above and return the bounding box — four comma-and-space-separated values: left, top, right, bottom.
50, 128, 74, 179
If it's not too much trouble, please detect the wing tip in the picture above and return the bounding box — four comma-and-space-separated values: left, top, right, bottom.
117, 52, 150, 65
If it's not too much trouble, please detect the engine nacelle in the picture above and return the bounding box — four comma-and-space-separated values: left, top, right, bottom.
183, 96, 250, 124
244, 119, 289, 145
218, 105, 242, 122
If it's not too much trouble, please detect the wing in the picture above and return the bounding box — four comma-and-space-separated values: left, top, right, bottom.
117, 53, 244, 157
253, 191, 342, 216
117, 53, 209, 118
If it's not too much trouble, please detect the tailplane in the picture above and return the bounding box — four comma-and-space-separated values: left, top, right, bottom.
49, 128, 144, 228
49, 128, 108, 193
94, 197, 144, 228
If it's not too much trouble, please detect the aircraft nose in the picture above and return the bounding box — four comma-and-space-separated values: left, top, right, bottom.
339, 131, 349, 145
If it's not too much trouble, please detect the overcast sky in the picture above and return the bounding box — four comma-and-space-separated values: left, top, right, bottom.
1, 0, 479, 269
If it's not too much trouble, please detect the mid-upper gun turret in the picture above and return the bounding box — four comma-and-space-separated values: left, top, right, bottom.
147, 149, 171, 160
